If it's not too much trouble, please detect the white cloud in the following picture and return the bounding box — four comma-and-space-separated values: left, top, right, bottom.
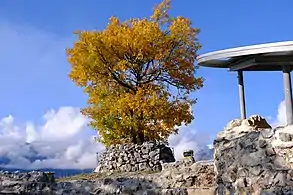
0, 107, 213, 169
168, 125, 213, 161
272, 100, 286, 127
0, 107, 105, 170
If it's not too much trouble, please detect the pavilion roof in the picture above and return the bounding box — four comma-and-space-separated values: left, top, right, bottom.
196, 41, 293, 71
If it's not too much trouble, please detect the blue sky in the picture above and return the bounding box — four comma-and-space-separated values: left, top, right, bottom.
0, 0, 292, 168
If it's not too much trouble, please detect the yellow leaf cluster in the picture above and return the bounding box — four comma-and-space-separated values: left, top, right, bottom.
66, 0, 203, 146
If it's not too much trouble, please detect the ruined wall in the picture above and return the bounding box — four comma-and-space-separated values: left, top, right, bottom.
160, 159, 215, 189
214, 115, 293, 194
0, 162, 215, 195
0, 171, 56, 194
94, 141, 175, 173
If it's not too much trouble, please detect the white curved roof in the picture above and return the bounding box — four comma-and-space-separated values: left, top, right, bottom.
197, 41, 293, 68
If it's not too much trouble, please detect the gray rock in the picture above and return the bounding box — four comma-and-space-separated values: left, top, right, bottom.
214, 116, 293, 194
273, 172, 287, 186
249, 165, 262, 176
279, 132, 293, 142
258, 139, 268, 148
260, 128, 275, 139
0, 171, 56, 194
139, 162, 149, 171
265, 147, 276, 156
237, 168, 249, 177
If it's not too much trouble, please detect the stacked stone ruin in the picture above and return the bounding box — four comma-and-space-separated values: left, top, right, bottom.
94, 141, 176, 173
0, 162, 215, 194
214, 115, 293, 194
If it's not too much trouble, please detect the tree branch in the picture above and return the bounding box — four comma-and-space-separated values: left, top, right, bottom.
96, 48, 136, 92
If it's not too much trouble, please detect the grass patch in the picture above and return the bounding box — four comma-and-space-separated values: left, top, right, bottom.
56, 170, 161, 182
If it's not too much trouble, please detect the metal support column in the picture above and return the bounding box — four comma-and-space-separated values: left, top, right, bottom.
282, 66, 293, 125
237, 71, 247, 119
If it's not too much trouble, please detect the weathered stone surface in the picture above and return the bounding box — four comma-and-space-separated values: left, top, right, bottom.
224, 115, 271, 133
0, 161, 215, 194
95, 142, 175, 173
224, 119, 242, 131
214, 115, 293, 194
0, 171, 56, 194
241, 115, 272, 129
159, 160, 215, 189
279, 132, 293, 142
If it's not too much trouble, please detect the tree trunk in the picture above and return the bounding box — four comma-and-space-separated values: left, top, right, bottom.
132, 133, 138, 144
136, 110, 145, 145
129, 109, 137, 144
137, 130, 145, 145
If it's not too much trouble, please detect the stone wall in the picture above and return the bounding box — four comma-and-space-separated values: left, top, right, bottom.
214, 115, 293, 194
94, 141, 175, 173
0, 161, 215, 195
159, 159, 215, 189
0, 171, 55, 194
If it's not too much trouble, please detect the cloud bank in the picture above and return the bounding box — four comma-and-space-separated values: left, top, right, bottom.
0, 107, 105, 169
0, 106, 214, 169
0, 100, 285, 170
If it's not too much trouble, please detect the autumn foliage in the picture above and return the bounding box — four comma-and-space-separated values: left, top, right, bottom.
66, 0, 203, 146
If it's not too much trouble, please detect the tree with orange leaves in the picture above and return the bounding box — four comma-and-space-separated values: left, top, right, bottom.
66, 0, 203, 146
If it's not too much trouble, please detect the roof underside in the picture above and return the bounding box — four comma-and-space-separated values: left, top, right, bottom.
196, 41, 293, 71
